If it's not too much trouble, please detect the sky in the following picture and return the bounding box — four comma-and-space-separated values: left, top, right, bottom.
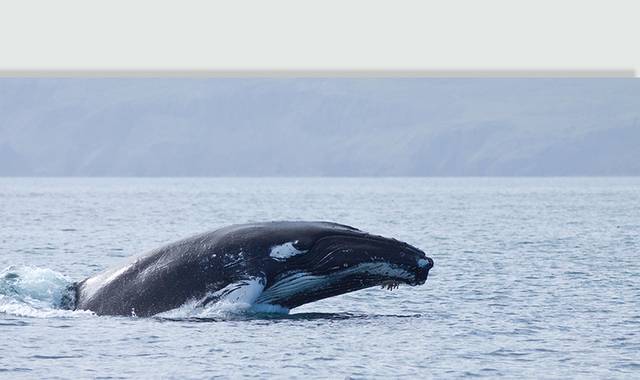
0, 78, 639, 176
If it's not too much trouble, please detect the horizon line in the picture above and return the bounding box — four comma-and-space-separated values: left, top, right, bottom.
1, 175, 639, 179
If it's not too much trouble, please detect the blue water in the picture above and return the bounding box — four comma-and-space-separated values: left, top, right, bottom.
1, 178, 639, 378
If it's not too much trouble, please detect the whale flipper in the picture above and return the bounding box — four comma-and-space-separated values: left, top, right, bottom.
195, 276, 266, 308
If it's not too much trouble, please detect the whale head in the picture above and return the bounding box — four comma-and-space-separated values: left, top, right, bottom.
255, 222, 434, 309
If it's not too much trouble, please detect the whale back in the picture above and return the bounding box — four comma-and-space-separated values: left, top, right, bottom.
74, 221, 363, 316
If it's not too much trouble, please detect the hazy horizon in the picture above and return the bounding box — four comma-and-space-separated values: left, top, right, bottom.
1, 78, 639, 177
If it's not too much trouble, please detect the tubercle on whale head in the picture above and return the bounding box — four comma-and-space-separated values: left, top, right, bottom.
309, 232, 433, 283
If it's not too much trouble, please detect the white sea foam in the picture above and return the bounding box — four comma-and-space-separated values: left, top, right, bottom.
0, 266, 93, 318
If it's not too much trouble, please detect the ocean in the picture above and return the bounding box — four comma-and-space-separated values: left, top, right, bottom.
1, 177, 639, 378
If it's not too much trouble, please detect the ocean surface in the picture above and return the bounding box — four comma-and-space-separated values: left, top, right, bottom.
1, 177, 639, 379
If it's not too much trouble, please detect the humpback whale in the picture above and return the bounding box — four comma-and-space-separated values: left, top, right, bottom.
72, 221, 434, 317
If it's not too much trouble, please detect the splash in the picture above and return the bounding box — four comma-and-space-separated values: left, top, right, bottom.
0, 267, 289, 320
156, 277, 290, 319
0, 266, 91, 318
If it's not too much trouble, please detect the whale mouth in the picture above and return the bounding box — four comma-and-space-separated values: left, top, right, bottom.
256, 257, 430, 309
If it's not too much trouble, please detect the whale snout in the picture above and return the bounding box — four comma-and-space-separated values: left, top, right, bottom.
413, 256, 434, 285
347, 234, 434, 286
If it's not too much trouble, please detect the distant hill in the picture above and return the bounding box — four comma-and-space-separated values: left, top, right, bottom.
0, 78, 639, 176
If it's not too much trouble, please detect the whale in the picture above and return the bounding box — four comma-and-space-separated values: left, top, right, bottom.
71, 221, 434, 317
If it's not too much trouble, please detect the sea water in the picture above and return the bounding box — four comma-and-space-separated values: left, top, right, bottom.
1, 177, 639, 379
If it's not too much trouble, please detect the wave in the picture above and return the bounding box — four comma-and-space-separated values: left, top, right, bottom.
0, 266, 91, 318
154, 300, 290, 320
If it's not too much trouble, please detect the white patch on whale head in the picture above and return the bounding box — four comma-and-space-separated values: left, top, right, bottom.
417, 259, 429, 268
270, 241, 307, 261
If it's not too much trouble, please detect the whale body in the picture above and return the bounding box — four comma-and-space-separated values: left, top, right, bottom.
73, 221, 434, 317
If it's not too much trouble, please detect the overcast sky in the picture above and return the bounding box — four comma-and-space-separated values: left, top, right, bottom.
0, 78, 639, 176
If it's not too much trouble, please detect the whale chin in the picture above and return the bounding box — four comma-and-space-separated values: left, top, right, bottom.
255, 261, 424, 310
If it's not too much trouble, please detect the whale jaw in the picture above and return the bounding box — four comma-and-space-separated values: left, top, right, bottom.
255, 261, 420, 310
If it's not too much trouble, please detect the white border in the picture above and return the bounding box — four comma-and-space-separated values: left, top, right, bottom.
0, 1, 638, 75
